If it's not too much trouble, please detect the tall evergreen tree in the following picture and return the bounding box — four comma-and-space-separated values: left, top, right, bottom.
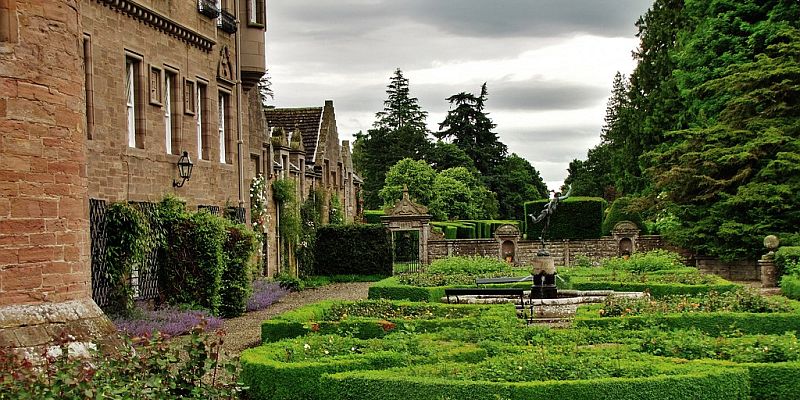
435, 83, 507, 176
354, 69, 431, 208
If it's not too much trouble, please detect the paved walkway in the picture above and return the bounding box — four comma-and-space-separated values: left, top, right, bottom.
221, 282, 372, 355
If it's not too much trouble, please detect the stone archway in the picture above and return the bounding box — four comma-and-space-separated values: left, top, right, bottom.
611, 221, 641, 257
381, 187, 432, 267
495, 224, 521, 265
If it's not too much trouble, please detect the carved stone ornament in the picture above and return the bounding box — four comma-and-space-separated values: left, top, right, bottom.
387, 186, 428, 216
218, 46, 233, 82
612, 220, 640, 234
494, 224, 520, 238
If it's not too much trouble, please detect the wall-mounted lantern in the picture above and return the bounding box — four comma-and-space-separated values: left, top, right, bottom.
173, 151, 194, 188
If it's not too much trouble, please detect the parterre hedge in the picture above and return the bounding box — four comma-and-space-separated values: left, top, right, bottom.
314, 224, 392, 276
567, 278, 739, 297
574, 312, 800, 336
318, 362, 747, 400
261, 300, 518, 342
524, 197, 606, 240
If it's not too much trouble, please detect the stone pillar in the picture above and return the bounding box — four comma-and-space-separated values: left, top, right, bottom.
0, 0, 114, 355
759, 235, 780, 288
759, 258, 777, 288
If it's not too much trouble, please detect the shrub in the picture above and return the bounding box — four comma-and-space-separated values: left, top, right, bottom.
103, 202, 151, 317
329, 194, 344, 225
158, 208, 227, 315
776, 246, 800, 276
780, 275, 800, 300
314, 225, 392, 276
524, 197, 606, 240
575, 312, 800, 336
427, 256, 510, 275
219, 223, 257, 318
601, 249, 686, 273
601, 196, 644, 235
0, 325, 243, 399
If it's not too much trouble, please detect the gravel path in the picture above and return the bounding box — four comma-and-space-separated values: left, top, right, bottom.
221, 282, 372, 355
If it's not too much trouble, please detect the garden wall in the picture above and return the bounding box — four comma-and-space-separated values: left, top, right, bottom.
427, 235, 759, 281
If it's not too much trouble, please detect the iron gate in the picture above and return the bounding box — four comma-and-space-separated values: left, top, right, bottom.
392, 230, 420, 273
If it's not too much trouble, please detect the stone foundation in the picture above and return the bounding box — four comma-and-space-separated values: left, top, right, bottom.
0, 298, 115, 359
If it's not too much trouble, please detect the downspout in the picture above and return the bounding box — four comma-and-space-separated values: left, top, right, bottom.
235, 0, 245, 210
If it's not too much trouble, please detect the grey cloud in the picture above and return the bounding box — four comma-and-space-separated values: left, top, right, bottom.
271, 0, 652, 40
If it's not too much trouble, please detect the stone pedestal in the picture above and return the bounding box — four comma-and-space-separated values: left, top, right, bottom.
759, 258, 778, 288
531, 255, 557, 299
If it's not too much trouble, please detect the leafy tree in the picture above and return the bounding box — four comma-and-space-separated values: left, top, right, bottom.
564, 144, 616, 200
426, 141, 476, 172
436, 83, 507, 176
485, 154, 547, 220
648, 26, 800, 259
378, 158, 437, 207
354, 69, 432, 208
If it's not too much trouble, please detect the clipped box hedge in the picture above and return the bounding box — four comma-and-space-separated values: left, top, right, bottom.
567, 278, 740, 298
317, 363, 748, 400
261, 299, 518, 342
314, 224, 392, 276
695, 360, 800, 400
367, 276, 531, 302
524, 197, 606, 240
574, 311, 800, 336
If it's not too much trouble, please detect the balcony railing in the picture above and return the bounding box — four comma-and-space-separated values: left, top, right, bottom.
218, 10, 237, 34
197, 0, 220, 19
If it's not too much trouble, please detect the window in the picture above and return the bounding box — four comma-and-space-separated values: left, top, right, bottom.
218, 91, 231, 164
125, 55, 143, 148
164, 70, 179, 154
248, 0, 266, 26
196, 81, 209, 160
0, 0, 18, 43
83, 34, 94, 139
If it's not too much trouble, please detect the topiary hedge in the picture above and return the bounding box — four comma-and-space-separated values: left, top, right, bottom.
363, 210, 385, 224
314, 224, 392, 276
601, 197, 644, 236
524, 197, 606, 240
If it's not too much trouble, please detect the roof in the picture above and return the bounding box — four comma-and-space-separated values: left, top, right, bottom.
265, 107, 323, 161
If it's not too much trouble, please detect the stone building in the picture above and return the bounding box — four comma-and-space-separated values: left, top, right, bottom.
263, 101, 362, 276
1, 1, 364, 351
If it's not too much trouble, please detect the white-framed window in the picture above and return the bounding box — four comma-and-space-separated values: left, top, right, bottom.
218, 92, 226, 163
248, 0, 266, 26
125, 57, 140, 148
196, 83, 204, 160
164, 72, 173, 154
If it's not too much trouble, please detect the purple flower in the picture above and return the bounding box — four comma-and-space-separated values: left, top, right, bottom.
114, 306, 223, 337
247, 280, 289, 312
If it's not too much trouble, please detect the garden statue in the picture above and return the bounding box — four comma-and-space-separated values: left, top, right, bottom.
529, 184, 572, 256
528, 185, 571, 299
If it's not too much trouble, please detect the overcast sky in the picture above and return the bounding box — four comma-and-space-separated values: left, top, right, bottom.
265, 0, 654, 190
